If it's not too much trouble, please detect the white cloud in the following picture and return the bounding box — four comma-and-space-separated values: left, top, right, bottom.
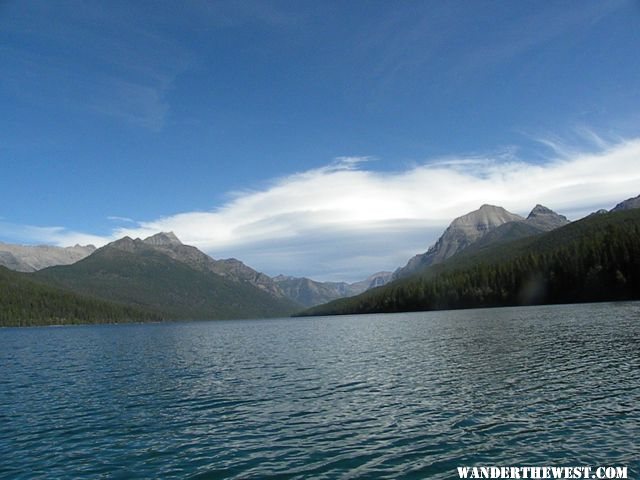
0, 223, 107, 248
2, 138, 640, 281
107, 216, 135, 224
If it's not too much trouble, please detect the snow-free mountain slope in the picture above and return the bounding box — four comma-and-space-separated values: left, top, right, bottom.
611, 194, 640, 212
0, 243, 96, 272
34, 233, 299, 319
393, 205, 524, 279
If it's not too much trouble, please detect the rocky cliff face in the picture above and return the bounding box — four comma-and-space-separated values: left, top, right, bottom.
393, 205, 524, 279
0, 242, 96, 272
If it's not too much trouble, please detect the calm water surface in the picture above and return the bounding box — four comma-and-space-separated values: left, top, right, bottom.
1, 303, 639, 479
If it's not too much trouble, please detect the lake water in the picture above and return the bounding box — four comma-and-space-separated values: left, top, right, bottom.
1, 303, 639, 479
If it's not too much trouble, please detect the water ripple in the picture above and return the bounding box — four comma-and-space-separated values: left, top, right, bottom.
1, 302, 639, 479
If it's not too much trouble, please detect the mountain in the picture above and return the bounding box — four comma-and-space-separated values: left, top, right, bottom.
524, 204, 570, 230
0, 230, 389, 314
212, 258, 287, 299
0, 265, 160, 327
611, 194, 640, 212
144, 234, 305, 309
141, 231, 182, 247
137, 232, 287, 299
273, 271, 393, 308
0, 242, 95, 272
300, 208, 640, 317
273, 276, 352, 308
352, 271, 394, 291
33, 233, 299, 320
393, 204, 570, 280
466, 204, 569, 253
393, 205, 524, 279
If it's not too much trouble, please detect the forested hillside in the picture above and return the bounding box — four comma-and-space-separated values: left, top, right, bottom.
0, 266, 161, 327
34, 243, 299, 320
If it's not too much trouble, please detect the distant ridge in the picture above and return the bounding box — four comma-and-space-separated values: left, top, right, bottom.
0, 242, 95, 272
273, 271, 393, 307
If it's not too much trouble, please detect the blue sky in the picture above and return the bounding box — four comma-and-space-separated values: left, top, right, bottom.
2, 0, 640, 281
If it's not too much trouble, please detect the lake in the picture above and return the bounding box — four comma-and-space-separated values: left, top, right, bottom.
1, 302, 639, 479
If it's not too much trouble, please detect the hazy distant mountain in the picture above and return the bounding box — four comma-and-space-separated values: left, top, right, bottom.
273, 276, 352, 308
393, 205, 524, 279
273, 271, 393, 308
34, 233, 298, 320
611, 194, 640, 212
351, 271, 394, 291
0, 242, 95, 272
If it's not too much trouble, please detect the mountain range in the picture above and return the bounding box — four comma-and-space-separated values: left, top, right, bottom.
273, 271, 392, 307
1, 194, 638, 325
0, 232, 391, 309
31, 233, 299, 321
301, 195, 640, 316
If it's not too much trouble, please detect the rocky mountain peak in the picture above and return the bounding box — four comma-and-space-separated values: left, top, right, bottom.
393, 204, 523, 280
527, 204, 554, 217
143, 231, 183, 247
450, 205, 524, 230
109, 236, 141, 252
525, 205, 569, 231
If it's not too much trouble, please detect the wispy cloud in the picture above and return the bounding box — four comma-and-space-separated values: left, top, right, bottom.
107, 216, 136, 224
453, 1, 623, 78
351, 1, 625, 102
3, 137, 639, 281
1, 1, 194, 130
0, 222, 106, 248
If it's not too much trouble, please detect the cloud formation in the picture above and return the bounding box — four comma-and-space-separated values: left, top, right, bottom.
3, 138, 640, 281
